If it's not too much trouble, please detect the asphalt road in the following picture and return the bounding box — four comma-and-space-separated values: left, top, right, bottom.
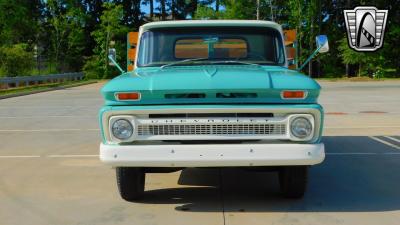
0, 80, 399, 225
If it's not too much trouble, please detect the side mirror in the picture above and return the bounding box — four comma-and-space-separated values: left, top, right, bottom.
108, 48, 117, 66
297, 35, 329, 71
316, 35, 329, 53
107, 48, 125, 73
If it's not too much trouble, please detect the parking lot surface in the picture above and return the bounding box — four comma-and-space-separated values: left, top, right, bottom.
0, 80, 399, 225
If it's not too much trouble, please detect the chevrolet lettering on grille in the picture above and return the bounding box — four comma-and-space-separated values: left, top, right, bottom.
148, 118, 270, 124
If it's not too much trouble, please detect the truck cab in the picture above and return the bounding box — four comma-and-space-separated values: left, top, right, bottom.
99, 20, 326, 201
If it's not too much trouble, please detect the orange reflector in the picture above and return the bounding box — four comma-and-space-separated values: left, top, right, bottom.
128, 48, 136, 61
128, 32, 138, 45
282, 91, 306, 99
116, 92, 141, 101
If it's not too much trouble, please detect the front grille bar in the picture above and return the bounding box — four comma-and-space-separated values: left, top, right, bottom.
134, 117, 288, 140
138, 124, 286, 136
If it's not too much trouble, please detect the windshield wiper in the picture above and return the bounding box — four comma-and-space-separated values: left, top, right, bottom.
160, 57, 209, 69
209, 60, 261, 67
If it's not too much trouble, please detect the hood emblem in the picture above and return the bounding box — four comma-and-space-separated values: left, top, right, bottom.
204, 68, 218, 77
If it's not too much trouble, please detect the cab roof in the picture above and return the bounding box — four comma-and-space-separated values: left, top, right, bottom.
140, 20, 282, 32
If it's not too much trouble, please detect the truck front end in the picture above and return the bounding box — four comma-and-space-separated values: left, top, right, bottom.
99, 20, 325, 201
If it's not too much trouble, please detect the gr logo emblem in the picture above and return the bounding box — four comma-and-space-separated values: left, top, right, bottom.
344, 6, 388, 52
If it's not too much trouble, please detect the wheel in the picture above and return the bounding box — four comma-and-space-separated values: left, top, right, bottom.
279, 166, 308, 198
116, 167, 145, 201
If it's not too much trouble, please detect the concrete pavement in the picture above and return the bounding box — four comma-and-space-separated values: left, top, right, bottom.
0, 80, 399, 225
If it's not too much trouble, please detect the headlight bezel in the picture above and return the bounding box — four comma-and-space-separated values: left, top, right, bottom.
288, 114, 315, 141
108, 115, 136, 143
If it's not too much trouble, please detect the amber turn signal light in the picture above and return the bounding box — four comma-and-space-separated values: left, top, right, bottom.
281, 91, 306, 99
116, 92, 141, 101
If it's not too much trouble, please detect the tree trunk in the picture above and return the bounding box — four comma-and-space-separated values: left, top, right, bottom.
161, 0, 166, 20
149, 0, 154, 19
296, 1, 302, 69
308, 0, 315, 77
256, 0, 260, 20
190, 0, 198, 18
358, 63, 361, 77
308, 27, 313, 76
104, 24, 110, 79
171, 0, 176, 19
216, 0, 219, 12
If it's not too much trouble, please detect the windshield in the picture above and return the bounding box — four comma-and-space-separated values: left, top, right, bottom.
137, 27, 285, 67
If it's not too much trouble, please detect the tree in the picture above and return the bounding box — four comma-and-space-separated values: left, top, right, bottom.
306, 0, 318, 76
186, 0, 198, 18
194, 5, 222, 19
160, 0, 167, 20
46, 0, 68, 70
89, 2, 128, 79
81, 0, 105, 56
115, 0, 143, 28
44, 0, 86, 72
0, 44, 34, 77
64, 3, 86, 70
223, 0, 257, 19
339, 36, 375, 77
142, 0, 154, 19
0, 0, 41, 45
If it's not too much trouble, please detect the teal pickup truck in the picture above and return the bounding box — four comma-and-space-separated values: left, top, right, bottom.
99, 20, 328, 201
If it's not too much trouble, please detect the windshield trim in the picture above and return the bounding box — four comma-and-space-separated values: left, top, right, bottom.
136, 27, 286, 68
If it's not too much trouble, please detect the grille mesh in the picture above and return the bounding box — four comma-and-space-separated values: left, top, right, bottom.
137, 124, 286, 136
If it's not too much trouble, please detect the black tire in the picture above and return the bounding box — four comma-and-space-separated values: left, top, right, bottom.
116, 167, 145, 201
279, 166, 308, 198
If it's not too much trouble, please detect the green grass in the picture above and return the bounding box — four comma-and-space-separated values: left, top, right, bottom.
0, 80, 98, 97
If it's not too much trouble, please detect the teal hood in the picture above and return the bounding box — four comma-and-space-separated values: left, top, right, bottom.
101, 65, 321, 106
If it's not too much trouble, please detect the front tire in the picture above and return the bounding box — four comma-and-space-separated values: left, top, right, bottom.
116, 167, 145, 201
279, 166, 308, 198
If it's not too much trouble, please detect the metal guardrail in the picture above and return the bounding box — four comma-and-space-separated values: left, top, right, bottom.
0, 72, 84, 89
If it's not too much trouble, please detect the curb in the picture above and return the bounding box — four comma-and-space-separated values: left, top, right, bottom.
0, 81, 98, 100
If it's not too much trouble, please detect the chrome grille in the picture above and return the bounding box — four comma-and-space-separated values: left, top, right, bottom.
137, 124, 286, 136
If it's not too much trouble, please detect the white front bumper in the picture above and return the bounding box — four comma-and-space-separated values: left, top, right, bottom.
100, 142, 325, 167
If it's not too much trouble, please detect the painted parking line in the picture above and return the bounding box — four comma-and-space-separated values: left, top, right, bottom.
47, 155, 99, 158
326, 152, 377, 155
0, 155, 41, 158
0, 128, 100, 132
0, 155, 99, 159
0, 106, 95, 108
0, 116, 95, 119
384, 136, 400, 143
326, 126, 400, 129
369, 136, 400, 150
326, 152, 400, 155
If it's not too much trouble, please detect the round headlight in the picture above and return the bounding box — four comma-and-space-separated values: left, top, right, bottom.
112, 119, 133, 140
290, 117, 312, 139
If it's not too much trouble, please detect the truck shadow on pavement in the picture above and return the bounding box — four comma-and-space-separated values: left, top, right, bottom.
139, 136, 400, 212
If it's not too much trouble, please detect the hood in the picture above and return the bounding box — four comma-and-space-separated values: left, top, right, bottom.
101, 65, 321, 106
